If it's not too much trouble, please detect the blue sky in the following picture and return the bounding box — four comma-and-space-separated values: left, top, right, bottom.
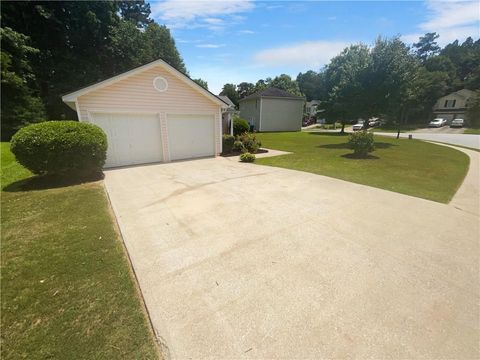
149, 0, 480, 94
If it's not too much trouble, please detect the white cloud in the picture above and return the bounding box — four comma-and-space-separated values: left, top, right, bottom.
151, 0, 254, 29
238, 29, 255, 34
203, 17, 224, 25
253, 40, 349, 68
196, 43, 226, 48
401, 33, 423, 44
420, 0, 479, 31
403, 0, 479, 46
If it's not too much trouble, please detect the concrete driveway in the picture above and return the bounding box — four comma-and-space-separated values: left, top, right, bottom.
104, 151, 479, 359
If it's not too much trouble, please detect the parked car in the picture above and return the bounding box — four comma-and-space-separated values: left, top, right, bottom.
352, 120, 365, 131
450, 118, 464, 128
302, 117, 316, 127
368, 118, 379, 127
428, 118, 446, 128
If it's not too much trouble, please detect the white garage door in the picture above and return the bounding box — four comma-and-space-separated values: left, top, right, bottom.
91, 113, 163, 168
167, 114, 215, 161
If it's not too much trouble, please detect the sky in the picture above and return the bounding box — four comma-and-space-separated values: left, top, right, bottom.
149, 0, 480, 94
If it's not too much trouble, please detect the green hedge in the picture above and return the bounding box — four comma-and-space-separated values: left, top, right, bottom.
11, 121, 107, 177
222, 135, 235, 154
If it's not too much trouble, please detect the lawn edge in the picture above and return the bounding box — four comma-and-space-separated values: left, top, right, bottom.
421, 141, 473, 204
101, 182, 167, 360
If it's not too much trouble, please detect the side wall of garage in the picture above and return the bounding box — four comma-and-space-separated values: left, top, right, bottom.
76, 65, 222, 163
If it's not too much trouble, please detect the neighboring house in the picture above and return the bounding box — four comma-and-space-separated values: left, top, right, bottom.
305, 100, 321, 117
238, 87, 304, 132
432, 89, 475, 122
219, 95, 236, 135
62, 59, 229, 168
305, 100, 326, 124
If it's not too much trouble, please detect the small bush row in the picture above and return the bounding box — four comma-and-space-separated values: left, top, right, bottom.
222, 132, 261, 155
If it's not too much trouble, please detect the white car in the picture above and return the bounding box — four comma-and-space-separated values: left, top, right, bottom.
352, 120, 364, 131
450, 118, 464, 128
428, 118, 446, 128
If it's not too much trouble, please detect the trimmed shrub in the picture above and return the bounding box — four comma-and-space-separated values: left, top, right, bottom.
236, 132, 261, 153
11, 121, 107, 177
233, 140, 246, 153
222, 134, 235, 154
347, 130, 375, 157
240, 152, 255, 163
233, 117, 249, 135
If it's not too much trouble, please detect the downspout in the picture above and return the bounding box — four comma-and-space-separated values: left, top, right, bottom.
259, 97, 263, 132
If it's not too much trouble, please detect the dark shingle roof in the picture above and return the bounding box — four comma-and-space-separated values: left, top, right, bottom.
239, 87, 304, 102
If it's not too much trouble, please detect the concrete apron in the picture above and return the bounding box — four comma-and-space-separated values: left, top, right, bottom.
104, 148, 479, 359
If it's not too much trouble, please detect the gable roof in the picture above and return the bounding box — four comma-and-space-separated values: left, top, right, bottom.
239, 87, 304, 102
62, 58, 228, 108
439, 89, 475, 100
218, 95, 235, 108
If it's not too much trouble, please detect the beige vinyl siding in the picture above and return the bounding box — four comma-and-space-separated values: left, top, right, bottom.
260, 98, 303, 132
238, 99, 260, 130
76, 64, 222, 155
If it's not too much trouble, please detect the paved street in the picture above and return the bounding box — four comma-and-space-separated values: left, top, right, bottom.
375, 132, 480, 149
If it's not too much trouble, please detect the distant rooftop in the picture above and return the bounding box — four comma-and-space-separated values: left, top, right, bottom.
240, 87, 304, 101
218, 95, 235, 107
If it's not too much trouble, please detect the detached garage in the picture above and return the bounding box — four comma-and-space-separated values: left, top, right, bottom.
62, 59, 228, 167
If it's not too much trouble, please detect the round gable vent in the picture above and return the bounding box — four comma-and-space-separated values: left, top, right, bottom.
153, 76, 168, 92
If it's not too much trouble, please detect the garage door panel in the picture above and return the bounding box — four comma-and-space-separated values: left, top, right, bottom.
91, 113, 163, 168
167, 114, 215, 161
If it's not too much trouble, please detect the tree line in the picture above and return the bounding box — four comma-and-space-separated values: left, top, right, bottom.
1, 1, 187, 139
220, 34, 480, 130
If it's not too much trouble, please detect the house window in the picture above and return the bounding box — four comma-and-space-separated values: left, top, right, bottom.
444, 99, 456, 108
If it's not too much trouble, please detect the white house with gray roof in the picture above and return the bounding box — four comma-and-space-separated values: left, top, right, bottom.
239, 87, 304, 132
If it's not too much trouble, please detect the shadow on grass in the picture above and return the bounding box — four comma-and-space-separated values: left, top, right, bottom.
307, 131, 349, 136
317, 142, 397, 150
341, 153, 379, 160
3, 172, 104, 192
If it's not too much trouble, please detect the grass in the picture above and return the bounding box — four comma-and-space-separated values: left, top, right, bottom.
256, 132, 469, 203
1, 143, 159, 359
464, 128, 480, 134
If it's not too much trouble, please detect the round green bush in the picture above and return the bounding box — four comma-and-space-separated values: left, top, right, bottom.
11, 121, 107, 177
347, 130, 375, 157
233, 117, 249, 136
240, 152, 255, 163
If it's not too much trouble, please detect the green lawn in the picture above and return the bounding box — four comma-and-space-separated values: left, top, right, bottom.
1, 143, 159, 359
256, 132, 469, 203
464, 128, 480, 134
